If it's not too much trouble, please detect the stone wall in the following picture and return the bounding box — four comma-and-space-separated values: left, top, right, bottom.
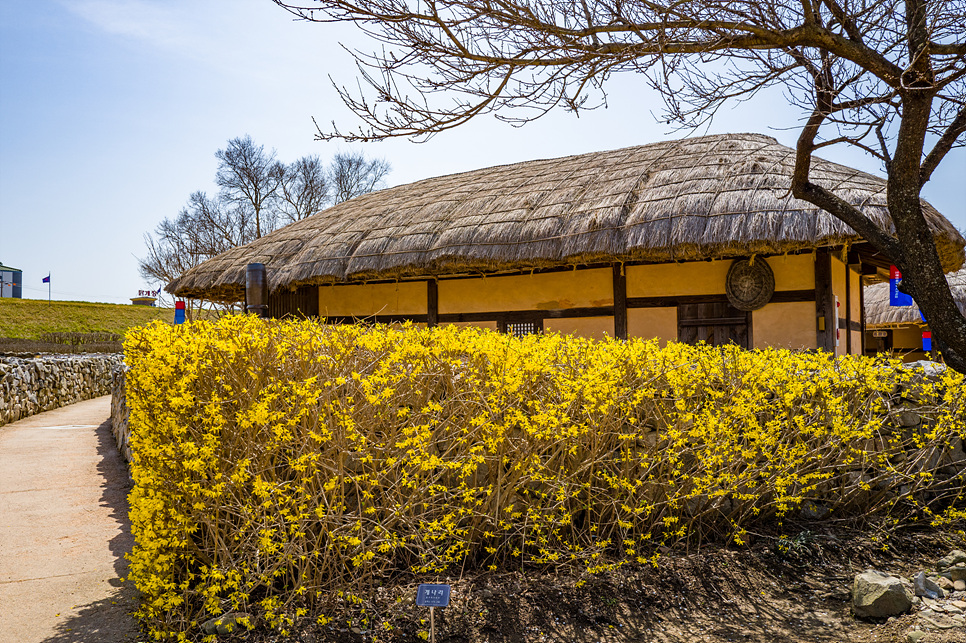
0, 353, 124, 427
111, 366, 132, 463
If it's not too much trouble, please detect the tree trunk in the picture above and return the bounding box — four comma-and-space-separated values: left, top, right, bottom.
888, 91, 966, 373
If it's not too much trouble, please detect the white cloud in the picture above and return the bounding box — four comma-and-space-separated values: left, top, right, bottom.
60, 0, 355, 84
63, 0, 193, 53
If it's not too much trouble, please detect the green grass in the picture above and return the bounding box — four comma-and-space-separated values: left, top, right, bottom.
0, 298, 174, 340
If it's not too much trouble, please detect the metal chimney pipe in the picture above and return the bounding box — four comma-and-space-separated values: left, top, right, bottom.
246, 263, 268, 318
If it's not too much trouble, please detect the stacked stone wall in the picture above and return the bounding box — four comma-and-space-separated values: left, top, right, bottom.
0, 354, 124, 427
111, 366, 132, 462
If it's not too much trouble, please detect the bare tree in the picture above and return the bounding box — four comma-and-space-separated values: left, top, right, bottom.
141, 138, 391, 308
278, 155, 330, 223
215, 135, 284, 238
273, 0, 966, 371
139, 191, 254, 314
329, 151, 391, 203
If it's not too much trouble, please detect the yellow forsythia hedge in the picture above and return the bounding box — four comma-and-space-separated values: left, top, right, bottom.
124, 317, 966, 640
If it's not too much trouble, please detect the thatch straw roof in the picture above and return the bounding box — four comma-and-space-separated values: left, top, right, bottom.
168, 133, 965, 301
865, 269, 966, 327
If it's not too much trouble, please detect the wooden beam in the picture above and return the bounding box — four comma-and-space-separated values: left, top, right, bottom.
815, 249, 835, 352
847, 248, 863, 270
838, 318, 863, 332
613, 264, 627, 340
678, 316, 748, 326
627, 289, 814, 309
629, 294, 731, 308
427, 279, 438, 328
747, 307, 754, 349
768, 290, 817, 303
439, 306, 615, 324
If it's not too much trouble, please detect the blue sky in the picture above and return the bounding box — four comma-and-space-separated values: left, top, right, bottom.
1, 0, 964, 305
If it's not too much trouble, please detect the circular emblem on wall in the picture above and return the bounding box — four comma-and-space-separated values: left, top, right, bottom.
726, 258, 775, 311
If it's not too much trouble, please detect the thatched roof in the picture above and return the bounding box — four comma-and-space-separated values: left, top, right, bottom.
168, 133, 965, 301
865, 269, 966, 327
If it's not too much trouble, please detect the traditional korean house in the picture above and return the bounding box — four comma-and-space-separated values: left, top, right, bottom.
168, 134, 965, 355
864, 268, 966, 361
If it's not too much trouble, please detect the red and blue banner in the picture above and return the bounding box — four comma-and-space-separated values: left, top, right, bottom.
42, 274, 50, 283
889, 265, 913, 306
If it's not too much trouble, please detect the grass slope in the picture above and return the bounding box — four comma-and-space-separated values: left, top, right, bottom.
0, 298, 173, 340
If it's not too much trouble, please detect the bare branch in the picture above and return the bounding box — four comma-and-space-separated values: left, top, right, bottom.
272, 0, 966, 369
921, 104, 966, 186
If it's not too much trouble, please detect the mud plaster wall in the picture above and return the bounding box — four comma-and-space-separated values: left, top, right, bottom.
438, 269, 613, 314
320, 281, 427, 317
627, 308, 677, 345
545, 316, 615, 339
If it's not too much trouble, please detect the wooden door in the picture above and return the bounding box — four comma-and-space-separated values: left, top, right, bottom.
677, 302, 750, 349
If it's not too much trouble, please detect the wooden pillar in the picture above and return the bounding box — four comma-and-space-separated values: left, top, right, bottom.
427, 279, 438, 328
859, 275, 866, 356
814, 249, 835, 351
847, 249, 865, 356
845, 261, 852, 354
613, 264, 627, 340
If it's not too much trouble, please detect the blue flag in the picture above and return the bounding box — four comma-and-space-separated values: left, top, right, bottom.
42, 274, 50, 283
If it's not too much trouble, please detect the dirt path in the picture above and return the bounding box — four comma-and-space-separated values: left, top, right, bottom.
0, 395, 139, 643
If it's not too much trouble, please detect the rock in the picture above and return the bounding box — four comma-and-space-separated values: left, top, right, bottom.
903, 360, 946, 377
906, 631, 927, 643
935, 576, 955, 591
800, 501, 831, 520
955, 580, 966, 591
853, 570, 913, 619
914, 571, 945, 599
945, 603, 963, 615
201, 612, 252, 635
920, 614, 959, 630
896, 411, 921, 427
952, 600, 966, 610
938, 550, 966, 568
942, 567, 966, 582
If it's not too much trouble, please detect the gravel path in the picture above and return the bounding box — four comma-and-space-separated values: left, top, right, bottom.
0, 395, 139, 643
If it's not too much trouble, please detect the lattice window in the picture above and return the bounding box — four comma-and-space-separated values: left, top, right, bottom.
506, 320, 541, 337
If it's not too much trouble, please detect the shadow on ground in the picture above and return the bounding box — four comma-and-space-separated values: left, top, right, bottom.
41, 418, 140, 643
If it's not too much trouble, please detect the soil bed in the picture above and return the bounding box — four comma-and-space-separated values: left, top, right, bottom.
207, 524, 966, 643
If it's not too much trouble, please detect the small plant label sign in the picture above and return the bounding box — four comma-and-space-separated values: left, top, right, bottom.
416, 584, 451, 607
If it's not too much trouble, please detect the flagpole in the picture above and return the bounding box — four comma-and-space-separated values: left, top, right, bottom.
47, 274, 50, 304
